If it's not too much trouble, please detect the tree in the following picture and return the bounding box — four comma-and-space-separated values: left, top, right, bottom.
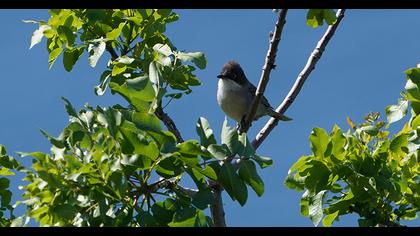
285, 66, 420, 227
3, 9, 415, 227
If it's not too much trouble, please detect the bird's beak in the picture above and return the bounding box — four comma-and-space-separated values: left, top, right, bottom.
217, 74, 224, 78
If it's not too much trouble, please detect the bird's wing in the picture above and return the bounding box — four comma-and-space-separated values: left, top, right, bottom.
247, 83, 274, 109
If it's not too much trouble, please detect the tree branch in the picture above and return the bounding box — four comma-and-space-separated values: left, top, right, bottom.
209, 180, 226, 227
106, 43, 119, 61
239, 9, 288, 133
252, 9, 346, 150
155, 106, 185, 143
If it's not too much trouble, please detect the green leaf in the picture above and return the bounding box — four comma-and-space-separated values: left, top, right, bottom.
106, 22, 125, 40
153, 43, 173, 57
238, 133, 255, 157
30, 24, 51, 49
306, 9, 336, 28
330, 126, 346, 159
385, 99, 408, 125
61, 96, 78, 117
48, 47, 63, 69
131, 111, 161, 132
221, 118, 241, 156
155, 156, 182, 178
322, 9, 337, 25
151, 199, 176, 225
252, 155, 273, 169
177, 140, 211, 158
0, 178, 10, 189
238, 160, 264, 197
110, 75, 156, 111
57, 25, 75, 48
322, 210, 339, 227
40, 129, 65, 148
191, 188, 214, 210
405, 67, 420, 84
0, 145, 5, 156
305, 190, 326, 226
116, 55, 135, 65
195, 165, 217, 180
288, 156, 311, 174
358, 125, 379, 136
309, 127, 330, 158
196, 117, 217, 147
0, 189, 12, 207
411, 113, 420, 128
304, 160, 331, 193
168, 207, 206, 227
88, 40, 106, 68
405, 78, 420, 102
63, 47, 84, 72
136, 210, 158, 226
95, 70, 112, 96
148, 61, 161, 94
284, 174, 305, 191
390, 134, 409, 156
177, 52, 207, 70
306, 9, 323, 28
111, 64, 127, 76
0, 168, 14, 176
218, 162, 248, 206
207, 144, 230, 160
0, 155, 19, 170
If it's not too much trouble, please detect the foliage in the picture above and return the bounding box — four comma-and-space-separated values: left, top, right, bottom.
285, 66, 420, 227
8, 9, 272, 226
306, 9, 337, 28
0, 145, 21, 226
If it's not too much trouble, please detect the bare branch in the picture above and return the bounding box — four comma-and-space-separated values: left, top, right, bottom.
240, 9, 288, 133
252, 9, 346, 149
155, 106, 185, 143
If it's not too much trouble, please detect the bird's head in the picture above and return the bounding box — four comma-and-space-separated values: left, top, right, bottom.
217, 60, 247, 85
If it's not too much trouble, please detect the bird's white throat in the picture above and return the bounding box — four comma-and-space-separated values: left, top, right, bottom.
218, 78, 242, 92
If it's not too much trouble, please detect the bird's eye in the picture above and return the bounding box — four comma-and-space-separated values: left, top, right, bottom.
231, 73, 236, 79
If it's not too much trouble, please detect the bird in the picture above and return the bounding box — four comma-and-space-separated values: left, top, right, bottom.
216, 60, 292, 126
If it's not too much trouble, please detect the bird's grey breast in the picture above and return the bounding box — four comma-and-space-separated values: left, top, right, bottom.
217, 78, 250, 122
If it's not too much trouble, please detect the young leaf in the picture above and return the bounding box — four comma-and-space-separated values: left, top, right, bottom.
309, 127, 329, 158
322, 210, 339, 227
48, 47, 63, 69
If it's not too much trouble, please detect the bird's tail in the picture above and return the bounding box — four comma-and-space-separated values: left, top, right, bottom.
267, 109, 292, 121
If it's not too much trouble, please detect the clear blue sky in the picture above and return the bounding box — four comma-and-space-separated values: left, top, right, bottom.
0, 9, 419, 227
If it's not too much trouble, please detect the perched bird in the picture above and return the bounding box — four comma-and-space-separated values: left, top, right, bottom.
216, 60, 292, 125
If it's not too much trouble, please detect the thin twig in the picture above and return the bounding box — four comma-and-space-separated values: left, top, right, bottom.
252, 9, 346, 150
155, 106, 184, 143
240, 9, 288, 133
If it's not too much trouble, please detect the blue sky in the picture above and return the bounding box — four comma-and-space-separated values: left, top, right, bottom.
0, 9, 419, 227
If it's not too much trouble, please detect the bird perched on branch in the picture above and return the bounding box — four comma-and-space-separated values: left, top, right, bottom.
216, 60, 292, 127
